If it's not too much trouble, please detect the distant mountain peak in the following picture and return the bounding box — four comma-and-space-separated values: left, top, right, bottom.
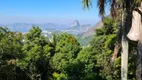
71, 20, 80, 27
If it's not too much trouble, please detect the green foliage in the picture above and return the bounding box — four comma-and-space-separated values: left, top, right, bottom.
51, 52, 73, 71
89, 17, 137, 80
51, 33, 83, 80
0, 27, 24, 80
51, 33, 81, 70
0, 17, 138, 80
18, 26, 54, 80
77, 47, 103, 80
77, 35, 92, 46
95, 17, 118, 36
50, 17, 137, 80
55, 33, 81, 57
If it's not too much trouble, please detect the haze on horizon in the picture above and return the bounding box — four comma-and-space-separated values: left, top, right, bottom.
0, 0, 104, 25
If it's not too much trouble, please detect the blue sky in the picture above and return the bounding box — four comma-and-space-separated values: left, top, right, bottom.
0, 0, 109, 25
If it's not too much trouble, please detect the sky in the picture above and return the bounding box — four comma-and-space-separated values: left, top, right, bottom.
0, 0, 109, 25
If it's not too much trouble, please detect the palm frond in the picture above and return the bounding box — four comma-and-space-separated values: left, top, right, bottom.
110, 0, 117, 17
82, 0, 92, 10
97, 0, 106, 17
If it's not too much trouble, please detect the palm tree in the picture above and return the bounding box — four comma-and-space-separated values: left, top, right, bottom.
82, 0, 142, 80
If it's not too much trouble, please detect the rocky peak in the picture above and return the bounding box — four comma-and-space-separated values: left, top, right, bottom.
71, 20, 80, 27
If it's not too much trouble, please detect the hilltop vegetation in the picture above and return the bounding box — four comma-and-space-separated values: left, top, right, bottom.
0, 17, 137, 80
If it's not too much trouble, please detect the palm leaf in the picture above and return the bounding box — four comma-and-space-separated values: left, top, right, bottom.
97, 0, 106, 17
82, 0, 92, 9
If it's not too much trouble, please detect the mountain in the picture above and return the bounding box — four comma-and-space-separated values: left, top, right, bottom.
64, 20, 92, 35
40, 23, 69, 30
0, 23, 70, 32
82, 20, 103, 38
67, 20, 80, 30
0, 20, 94, 40
71, 20, 80, 28
76, 20, 103, 46
0, 20, 102, 46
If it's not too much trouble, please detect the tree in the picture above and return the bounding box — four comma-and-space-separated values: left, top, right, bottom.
0, 27, 24, 80
77, 46, 104, 80
93, 17, 137, 80
18, 26, 54, 80
90, 17, 120, 80
50, 33, 82, 80
82, 0, 142, 80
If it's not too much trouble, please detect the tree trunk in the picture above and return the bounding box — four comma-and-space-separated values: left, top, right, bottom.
111, 25, 122, 64
121, 35, 128, 80
136, 4, 142, 79
121, 8, 129, 80
111, 43, 121, 64
136, 41, 142, 80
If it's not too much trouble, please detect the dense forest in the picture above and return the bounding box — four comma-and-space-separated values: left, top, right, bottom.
1, 0, 142, 79
0, 17, 138, 80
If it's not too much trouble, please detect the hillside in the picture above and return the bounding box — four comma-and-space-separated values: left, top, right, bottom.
76, 20, 103, 46
82, 20, 103, 38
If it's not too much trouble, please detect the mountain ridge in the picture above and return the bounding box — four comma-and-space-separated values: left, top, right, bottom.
82, 20, 103, 37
